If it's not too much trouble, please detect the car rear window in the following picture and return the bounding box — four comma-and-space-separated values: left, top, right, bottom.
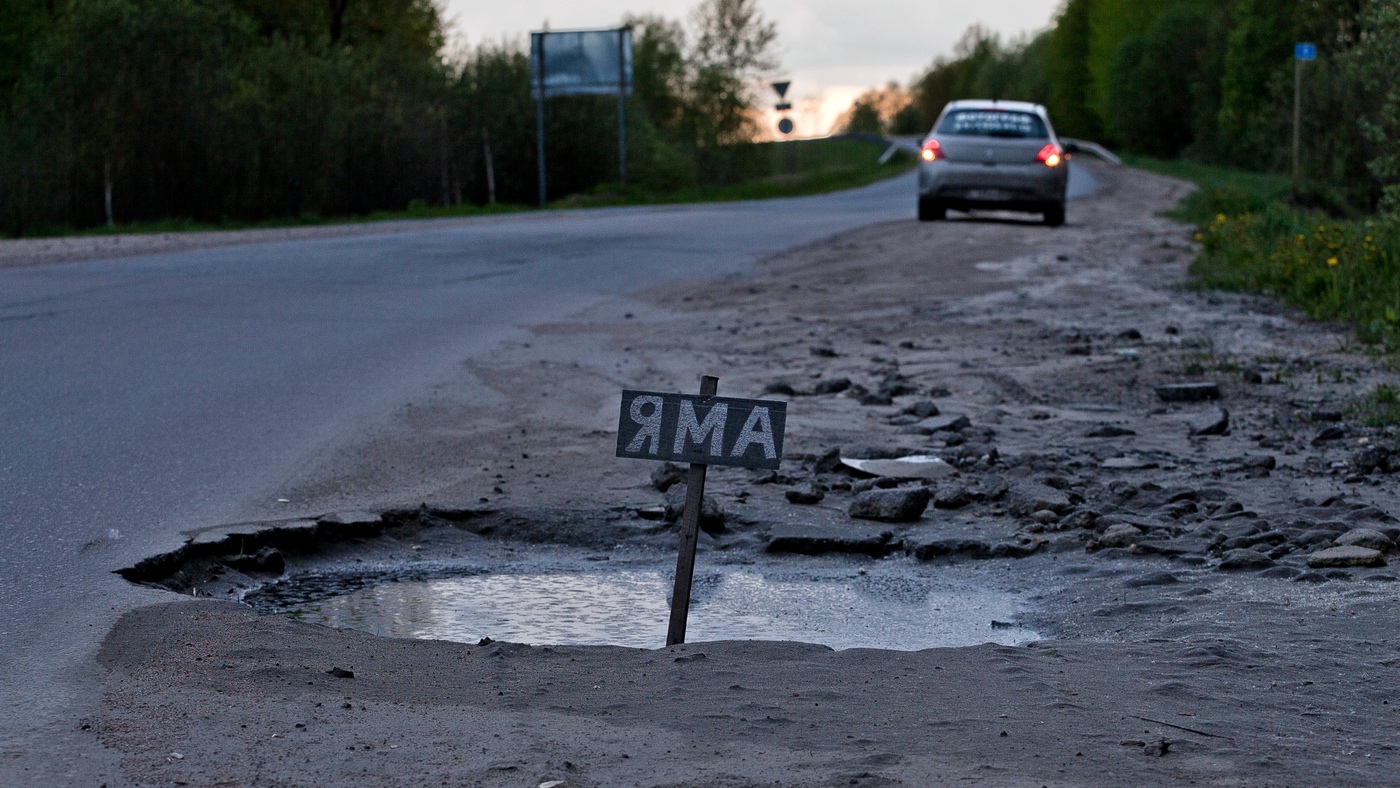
935, 110, 1048, 139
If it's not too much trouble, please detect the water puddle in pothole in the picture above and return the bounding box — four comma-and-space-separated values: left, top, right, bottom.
274, 559, 1038, 651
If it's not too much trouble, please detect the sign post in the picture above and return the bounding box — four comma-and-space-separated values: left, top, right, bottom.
530, 28, 634, 206
666, 375, 717, 646
1293, 42, 1316, 196
772, 81, 794, 138
615, 380, 786, 645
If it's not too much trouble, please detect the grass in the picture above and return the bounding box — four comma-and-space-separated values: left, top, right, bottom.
16, 138, 912, 240
1349, 383, 1400, 427
19, 200, 532, 240
1128, 154, 1400, 351
1122, 154, 1291, 226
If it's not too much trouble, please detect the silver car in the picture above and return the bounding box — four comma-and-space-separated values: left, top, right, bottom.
916, 99, 1069, 226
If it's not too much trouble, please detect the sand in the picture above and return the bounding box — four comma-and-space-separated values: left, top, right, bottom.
96, 161, 1400, 785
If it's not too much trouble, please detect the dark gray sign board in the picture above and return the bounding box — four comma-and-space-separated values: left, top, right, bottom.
529, 27, 634, 204
616, 390, 786, 470
616, 381, 786, 646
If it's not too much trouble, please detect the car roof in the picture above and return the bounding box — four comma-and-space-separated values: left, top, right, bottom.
942, 99, 1045, 115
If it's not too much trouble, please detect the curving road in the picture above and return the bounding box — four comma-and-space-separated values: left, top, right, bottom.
0, 163, 1097, 781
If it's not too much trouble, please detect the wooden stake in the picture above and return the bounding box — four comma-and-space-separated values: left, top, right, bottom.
666, 374, 717, 646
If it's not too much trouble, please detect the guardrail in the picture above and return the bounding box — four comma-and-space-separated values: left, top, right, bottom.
1062, 138, 1122, 166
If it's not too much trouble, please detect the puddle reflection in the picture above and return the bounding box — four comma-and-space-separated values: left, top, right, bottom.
290, 566, 1037, 650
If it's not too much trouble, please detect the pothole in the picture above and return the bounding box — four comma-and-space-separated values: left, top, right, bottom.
121, 506, 1040, 651
257, 558, 1037, 650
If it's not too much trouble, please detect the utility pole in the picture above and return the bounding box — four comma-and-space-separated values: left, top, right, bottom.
1292, 43, 1316, 197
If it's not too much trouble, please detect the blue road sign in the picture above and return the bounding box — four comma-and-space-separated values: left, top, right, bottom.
1295, 43, 1316, 61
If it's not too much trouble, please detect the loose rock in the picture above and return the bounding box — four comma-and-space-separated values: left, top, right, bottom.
1123, 571, 1179, 588
1334, 528, 1395, 552
1092, 523, 1143, 549
849, 487, 931, 522
228, 547, 284, 575
812, 377, 851, 395
761, 381, 796, 396
1351, 445, 1397, 474
933, 486, 973, 509
1101, 456, 1159, 470
1155, 382, 1220, 402
903, 400, 941, 419
785, 482, 825, 505
651, 462, 688, 492
664, 484, 726, 533
812, 447, 842, 474
1190, 408, 1230, 436
1218, 548, 1274, 571
1312, 426, 1347, 445
767, 523, 898, 558
1307, 545, 1386, 568
1008, 481, 1073, 516
1085, 425, 1135, 438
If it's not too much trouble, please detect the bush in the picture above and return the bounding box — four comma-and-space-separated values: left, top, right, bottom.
1192, 204, 1400, 348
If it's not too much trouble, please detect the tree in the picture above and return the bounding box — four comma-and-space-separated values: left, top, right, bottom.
1048, 0, 1102, 139
627, 13, 687, 137
1218, 0, 1298, 166
682, 0, 778, 147
1107, 3, 1212, 157
0, 0, 68, 97
1350, 0, 1400, 212
837, 83, 909, 134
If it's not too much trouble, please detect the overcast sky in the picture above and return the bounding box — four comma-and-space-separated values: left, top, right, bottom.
446, 0, 1063, 136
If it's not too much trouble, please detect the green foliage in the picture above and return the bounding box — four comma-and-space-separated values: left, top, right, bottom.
904, 27, 1055, 133
0, 0, 805, 235
843, 102, 883, 134
1191, 201, 1400, 349
1084, 0, 1180, 121
1349, 1, 1400, 213
1107, 4, 1217, 157
1123, 155, 1291, 225
835, 83, 911, 135
1350, 383, 1400, 427
568, 139, 914, 206
627, 14, 687, 136
0, 0, 66, 94
682, 0, 778, 147
1048, 0, 1103, 139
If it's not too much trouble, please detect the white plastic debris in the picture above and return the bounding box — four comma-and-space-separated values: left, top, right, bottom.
839, 455, 955, 480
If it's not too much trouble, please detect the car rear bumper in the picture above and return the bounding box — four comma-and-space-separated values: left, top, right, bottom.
918, 161, 1068, 206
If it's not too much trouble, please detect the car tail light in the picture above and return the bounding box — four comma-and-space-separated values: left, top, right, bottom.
920, 139, 943, 162
1037, 143, 1063, 167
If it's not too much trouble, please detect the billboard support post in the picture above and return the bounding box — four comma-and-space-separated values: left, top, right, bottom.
617, 27, 627, 187
534, 33, 548, 207
531, 28, 633, 205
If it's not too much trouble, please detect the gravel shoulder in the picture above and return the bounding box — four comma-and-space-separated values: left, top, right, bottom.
95, 161, 1400, 786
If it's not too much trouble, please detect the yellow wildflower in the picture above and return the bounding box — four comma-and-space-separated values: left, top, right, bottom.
1327, 257, 1339, 267
1194, 233, 1203, 241
1216, 214, 1226, 224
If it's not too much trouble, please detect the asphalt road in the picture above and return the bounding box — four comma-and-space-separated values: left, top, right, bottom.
0, 163, 1098, 782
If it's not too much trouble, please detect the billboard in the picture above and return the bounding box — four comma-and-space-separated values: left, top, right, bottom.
530, 28, 633, 99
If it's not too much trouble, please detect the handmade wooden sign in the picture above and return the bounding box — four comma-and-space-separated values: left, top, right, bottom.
615, 379, 787, 646
615, 389, 786, 470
